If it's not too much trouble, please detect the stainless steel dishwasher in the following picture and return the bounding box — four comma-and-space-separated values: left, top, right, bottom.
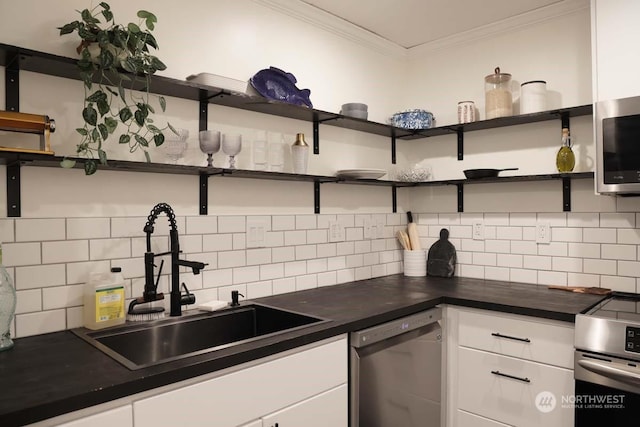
350, 307, 442, 427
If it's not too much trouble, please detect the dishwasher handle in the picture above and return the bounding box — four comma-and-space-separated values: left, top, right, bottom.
350, 307, 441, 348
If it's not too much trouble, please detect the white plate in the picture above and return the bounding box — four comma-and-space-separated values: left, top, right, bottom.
336, 169, 387, 179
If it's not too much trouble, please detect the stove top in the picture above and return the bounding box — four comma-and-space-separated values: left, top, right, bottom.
587, 293, 640, 324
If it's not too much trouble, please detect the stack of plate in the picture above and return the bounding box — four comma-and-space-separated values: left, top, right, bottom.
336, 169, 386, 179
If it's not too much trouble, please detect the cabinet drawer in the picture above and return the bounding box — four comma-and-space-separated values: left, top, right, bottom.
458, 409, 511, 427
458, 347, 574, 427
458, 309, 574, 368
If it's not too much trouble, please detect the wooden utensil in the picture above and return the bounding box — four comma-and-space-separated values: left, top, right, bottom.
406, 211, 421, 250
396, 230, 410, 250
547, 285, 612, 295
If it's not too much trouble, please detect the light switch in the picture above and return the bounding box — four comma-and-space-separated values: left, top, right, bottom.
246, 219, 267, 248
329, 220, 345, 242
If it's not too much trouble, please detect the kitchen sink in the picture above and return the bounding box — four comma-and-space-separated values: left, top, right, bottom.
72, 304, 326, 370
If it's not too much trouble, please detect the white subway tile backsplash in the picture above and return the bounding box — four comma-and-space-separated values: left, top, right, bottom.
497, 254, 523, 268
316, 215, 336, 229
43, 285, 83, 310
272, 246, 295, 263
66, 261, 110, 284
552, 257, 583, 273
355, 266, 373, 281
246, 248, 271, 265
485, 240, 510, 254
295, 245, 317, 261
496, 226, 523, 241
485, 266, 509, 281
461, 239, 485, 252
372, 264, 387, 277
449, 225, 472, 239
233, 266, 260, 284
602, 244, 636, 261
185, 216, 217, 235
417, 214, 438, 225
346, 254, 364, 268
337, 214, 355, 228
552, 228, 583, 242
260, 263, 284, 280
111, 217, 146, 238
523, 255, 552, 270
66, 306, 83, 329
0, 219, 14, 243
568, 273, 600, 287
131, 236, 169, 257
568, 243, 601, 259
336, 242, 355, 256
584, 259, 617, 275
272, 215, 295, 231
538, 271, 567, 286
285, 260, 307, 277
246, 281, 272, 299
328, 256, 347, 271
218, 216, 246, 233
363, 252, 380, 266
600, 213, 635, 228
296, 215, 317, 230
438, 213, 460, 225
90, 238, 131, 260
538, 242, 568, 257
456, 251, 473, 265
484, 213, 509, 226
618, 260, 640, 278
284, 230, 306, 246
537, 213, 567, 227
307, 258, 328, 274
510, 213, 536, 226
16, 309, 66, 338
317, 271, 338, 287
15, 289, 42, 314
233, 233, 246, 250
387, 213, 403, 226
203, 234, 233, 252
346, 227, 364, 241
337, 268, 355, 283
272, 277, 296, 295
42, 241, 88, 264
15, 264, 65, 290
618, 229, 640, 245
307, 229, 328, 244
510, 240, 537, 255
522, 227, 536, 241
203, 268, 233, 288
16, 219, 65, 242
67, 218, 110, 240
584, 228, 617, 244
484, 226, 497, 240
296, 274, 317, 290
510, 268, 537, 284
459, 264, 484, 279
354, 241, 372, 254
3, 242, 41, 266
473, 252, 497, 266
601, 275, 636, 292
265, 231, 285, 247
218, 250, 246, 268
460, 213, 483, 225
180, 235, 203, 254
567, 213, 599, 228
371, 239, 386, 252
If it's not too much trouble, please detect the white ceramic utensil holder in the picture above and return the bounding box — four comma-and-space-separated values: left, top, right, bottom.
403, 250, 427, 277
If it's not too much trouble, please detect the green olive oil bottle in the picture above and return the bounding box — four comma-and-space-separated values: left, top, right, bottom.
556, 127, 575, 172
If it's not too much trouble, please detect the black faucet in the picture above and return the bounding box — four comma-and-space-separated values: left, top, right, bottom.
142, 203, 207, 316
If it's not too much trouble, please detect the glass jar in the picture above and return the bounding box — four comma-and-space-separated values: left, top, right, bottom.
484, 67, 513, 119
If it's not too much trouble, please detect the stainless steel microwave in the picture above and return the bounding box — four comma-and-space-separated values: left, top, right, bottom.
596, 96, 640, 195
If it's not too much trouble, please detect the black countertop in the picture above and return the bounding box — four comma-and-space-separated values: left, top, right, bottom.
0, 275, 605, 426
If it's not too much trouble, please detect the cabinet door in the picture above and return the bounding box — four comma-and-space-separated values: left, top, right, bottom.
262, 384, 347, 427
458, 410, 512, 427
54, 405, 132, 427
238, 421, 262, 427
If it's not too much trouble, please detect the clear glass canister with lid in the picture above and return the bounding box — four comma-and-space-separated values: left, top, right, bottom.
484, 67, 513, 119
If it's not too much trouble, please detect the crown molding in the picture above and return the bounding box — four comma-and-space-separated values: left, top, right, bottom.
253, 0, 407, 59
407, 0, 590, 58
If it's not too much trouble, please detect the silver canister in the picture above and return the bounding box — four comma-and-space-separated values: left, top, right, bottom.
457, 101, 476, 124
520, 80, 547, 114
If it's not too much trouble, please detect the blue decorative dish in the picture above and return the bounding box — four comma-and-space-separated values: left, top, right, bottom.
391, 109, 435, 129
250, 67, 313, 108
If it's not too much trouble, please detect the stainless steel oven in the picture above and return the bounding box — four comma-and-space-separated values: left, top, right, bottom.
350, 308, 442, 427
596, 96, 640, 195
574, 294, 640, 426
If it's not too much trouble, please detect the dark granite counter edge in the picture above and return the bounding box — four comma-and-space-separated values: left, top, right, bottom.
0, 276, 607, 426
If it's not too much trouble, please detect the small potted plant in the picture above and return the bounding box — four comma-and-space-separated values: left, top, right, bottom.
58, 2, 175, 174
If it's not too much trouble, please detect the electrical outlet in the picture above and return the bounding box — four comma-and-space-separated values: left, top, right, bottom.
363, 217, 372, 239
329, 220, 345, 242
536, 223, 551, 244
246, 219, 267, 248
473, 221, 484, 240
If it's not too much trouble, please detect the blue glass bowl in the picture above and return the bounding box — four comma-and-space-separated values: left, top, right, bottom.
391, 109, 435, 129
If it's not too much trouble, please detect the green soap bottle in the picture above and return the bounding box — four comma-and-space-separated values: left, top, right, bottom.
556, 127, 575, 172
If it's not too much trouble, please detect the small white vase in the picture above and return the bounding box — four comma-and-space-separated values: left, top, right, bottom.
291, 133, 309, 174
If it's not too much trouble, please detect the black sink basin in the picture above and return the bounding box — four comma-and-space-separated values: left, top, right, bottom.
72, 304, 326, 370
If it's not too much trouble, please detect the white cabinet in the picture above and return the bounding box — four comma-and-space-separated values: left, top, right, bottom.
444, 306, 574, 427
133, 335, 347, 427
27, 404, 132, 427
592, 0, 640, 101
262, 384, 347, 427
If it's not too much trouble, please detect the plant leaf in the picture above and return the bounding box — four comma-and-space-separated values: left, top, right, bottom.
150, 56, 166, 72
78, 25, 98, 41
86, 90, 106, 103
167, 122, 178, 135
134, 108, 148, 127
98, 48, 114, 69
80, 9, 100, 24
119, 107, 133, 122
135, 134, 149, 147
84, 159, 98, 175
97, 99, 110, 116
118, 84, 126, 102
153, 133, 165, 147
147, 124, 160, 133
58, 22, 79, 35
146, 103, 155, 114
82, 106, 98, 126
91, 128, 100, 142
98, 149, 108, 165
159, 96, 166, 112
98, 123, 108, 140
76, 128, 89, 136
119, 134, 131, 144
104, 117, 118, 133
127, 23, 141, 33
99, 2, 111, 10
60, 158, 76, 169
101, 9, 113, 22
144, 150, 151, 163
105, 86, 118, 96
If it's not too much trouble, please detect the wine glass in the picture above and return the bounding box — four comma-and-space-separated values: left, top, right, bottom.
222, 132, 242, 169
162, 128, 189, 164
199, 130, 221, 167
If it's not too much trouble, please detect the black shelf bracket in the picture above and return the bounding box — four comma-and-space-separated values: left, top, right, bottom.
313, 119, 319, 155
561, 112, 570, 130
314, 181, 321, 214
391, 133, 397, 164
7, 161, 21, 217
562, 177, 571, 212
392, 185, 397, 213
457, 128, 464, 161
5, 52, 19, 112
457, 183, 464, 212
199, 174, 208, 215
199, 96, 208, 132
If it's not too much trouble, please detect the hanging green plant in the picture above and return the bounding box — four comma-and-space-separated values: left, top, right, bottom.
58, 2, 176, 175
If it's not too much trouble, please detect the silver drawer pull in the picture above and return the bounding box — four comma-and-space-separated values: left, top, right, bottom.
491, 332, 531, 343
491, 370, 531, 383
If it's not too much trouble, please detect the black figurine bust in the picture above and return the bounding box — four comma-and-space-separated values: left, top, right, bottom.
427, 228, 457, 278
